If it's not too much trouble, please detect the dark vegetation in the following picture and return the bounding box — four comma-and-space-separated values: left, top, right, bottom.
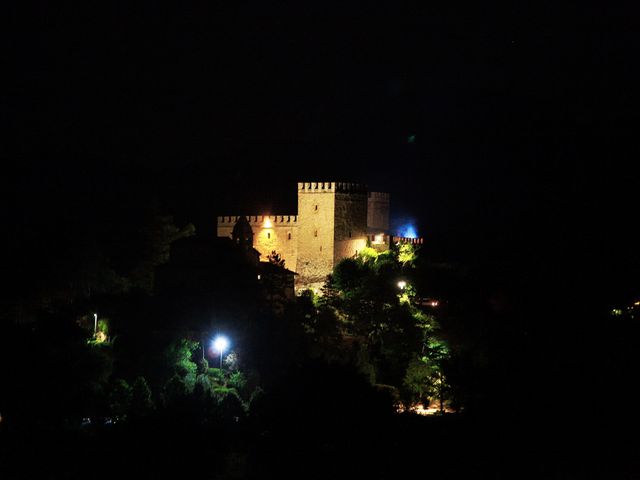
1, 179, 637, 479
3, 5, 640, 477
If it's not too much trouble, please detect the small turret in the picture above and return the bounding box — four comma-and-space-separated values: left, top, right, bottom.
232, 216, 254, 247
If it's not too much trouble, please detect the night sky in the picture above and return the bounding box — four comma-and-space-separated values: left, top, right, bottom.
4, 3, 639, 307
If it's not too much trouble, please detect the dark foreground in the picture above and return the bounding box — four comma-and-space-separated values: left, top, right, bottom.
1, 410, 636, 480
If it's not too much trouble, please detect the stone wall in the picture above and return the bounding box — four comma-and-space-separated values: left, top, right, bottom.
217, 215, 298, 272
217, 182, 393, 294
334, 191, 368, 265
295, 182, 336, 290
367, 191, 390, 231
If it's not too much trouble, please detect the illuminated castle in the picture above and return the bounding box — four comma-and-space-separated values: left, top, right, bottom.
217, 182, 422, 291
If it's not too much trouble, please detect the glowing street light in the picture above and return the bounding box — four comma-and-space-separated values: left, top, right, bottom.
212, 335, 230, 369
397, 281, 407, 290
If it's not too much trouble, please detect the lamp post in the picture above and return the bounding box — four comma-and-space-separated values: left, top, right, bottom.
93, 313, 98, 335
212, 335, 230, 369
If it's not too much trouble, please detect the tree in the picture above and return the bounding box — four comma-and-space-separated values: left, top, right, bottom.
267, 250, 285, 268
312, 243, 453, 410
130, 376, 155, 417
109, 379, 132, 418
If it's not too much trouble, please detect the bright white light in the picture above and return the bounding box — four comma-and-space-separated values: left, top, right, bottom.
264, 217, 273, 228
212, 335, 230, 354
397, 281, 407, 290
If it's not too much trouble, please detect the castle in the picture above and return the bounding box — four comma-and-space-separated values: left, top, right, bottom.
217, 181, 422, 292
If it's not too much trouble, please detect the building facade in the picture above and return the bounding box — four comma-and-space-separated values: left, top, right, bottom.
217, 181, 420, 291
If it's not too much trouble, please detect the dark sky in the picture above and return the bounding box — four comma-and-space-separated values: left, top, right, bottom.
4, 3, 640, 305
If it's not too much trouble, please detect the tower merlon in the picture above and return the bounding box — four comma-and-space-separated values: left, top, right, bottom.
217, 215, 298, 225
368, 191, 390, 200
392, 236, 424, 245
298, 181, 337, 192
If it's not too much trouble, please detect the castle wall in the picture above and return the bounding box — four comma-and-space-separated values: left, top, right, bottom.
367, 192, 390, 231
217, 182, 396, 294
295, 182, 336, 290
217, 215, 298, 272
334, 190, 368, 266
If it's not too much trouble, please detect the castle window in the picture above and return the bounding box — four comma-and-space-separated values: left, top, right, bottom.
314, 230, 318, 237
349, 231, 352, 238
314, 205, 318, 211
267, 232, 271, 239
288, 233, 291, 240
320, 246, 322, 251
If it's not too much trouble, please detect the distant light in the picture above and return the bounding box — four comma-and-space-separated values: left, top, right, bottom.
373, 233, 384, 244
257, 274, 261, 280
264, 217, 273, 228
212, 335, 230, 354
398, 224, 418, 239
634, 301, 640, 306
430, 300, 439, 307
397, 281, 407, 290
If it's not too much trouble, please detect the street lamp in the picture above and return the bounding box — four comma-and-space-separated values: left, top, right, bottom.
212, 335, 230, 369
397, 280, 407, 290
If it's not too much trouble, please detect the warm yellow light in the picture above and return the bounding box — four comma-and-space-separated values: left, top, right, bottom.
264, 217, 272, 228
397, 281, 407, 290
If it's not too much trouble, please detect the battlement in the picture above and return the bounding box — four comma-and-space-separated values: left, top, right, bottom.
392, 236, 424, 245
297, 181, 367, 194
218, 215, 298, 225
368, 191, 390, 200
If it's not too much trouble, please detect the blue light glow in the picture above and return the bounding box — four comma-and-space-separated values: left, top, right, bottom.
399, 224, 418, 239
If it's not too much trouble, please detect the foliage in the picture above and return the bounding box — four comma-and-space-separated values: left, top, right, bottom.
267, 250, 286, 268
315, 243, 452, 407
165, 339, 198, 378
228, 371, 247, 393
109, 379, 132, 417
130, 376, 155, 416
397, 243, 417, 266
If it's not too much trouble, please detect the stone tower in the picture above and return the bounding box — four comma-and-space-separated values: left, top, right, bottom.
217, 181, 400, 293
296, 182, 368, 290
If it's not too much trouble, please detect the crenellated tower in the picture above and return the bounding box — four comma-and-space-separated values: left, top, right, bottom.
217, 181, 410, 292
